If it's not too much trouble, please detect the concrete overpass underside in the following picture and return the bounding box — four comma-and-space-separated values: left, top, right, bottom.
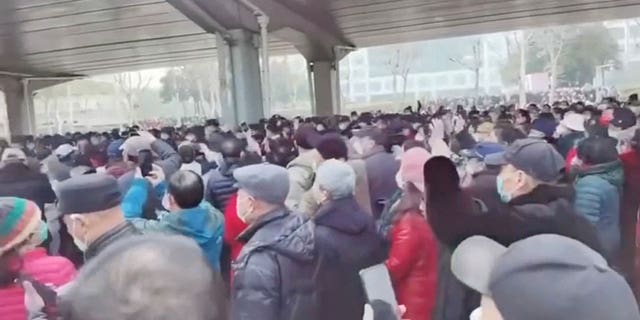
2, 0, 640, 135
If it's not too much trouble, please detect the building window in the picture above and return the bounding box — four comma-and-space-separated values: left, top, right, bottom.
435, 75, 448, 87
353, 82, 367, 94
383, 79, 394, 92
369, 81, 382, 93
418, 76, 432, 89
453, 73, 467, 86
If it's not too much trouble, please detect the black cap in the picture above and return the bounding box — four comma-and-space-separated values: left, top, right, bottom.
611, 108, 637, 130
56, 174, 122, 215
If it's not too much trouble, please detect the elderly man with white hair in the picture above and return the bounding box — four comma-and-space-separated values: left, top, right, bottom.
312, 159, 386, 320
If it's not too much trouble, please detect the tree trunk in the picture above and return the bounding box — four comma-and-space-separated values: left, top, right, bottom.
197, 78, 206, 117
550, 61, 558, 103
54, 98, 62, 134
66, 84, 73, 132
474, 67, 480, 99
519, 31, 527, 108
402, 74, 409, 105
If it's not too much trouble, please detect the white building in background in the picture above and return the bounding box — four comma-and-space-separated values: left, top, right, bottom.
32, 81, 130, 134
339, 18, 640, 108
339, 33, 508, 108
600, 20, 640, 90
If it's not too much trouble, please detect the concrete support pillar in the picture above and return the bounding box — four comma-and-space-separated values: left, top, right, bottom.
310, 60, 341, 116
217, 33, 235, 125
0, 77, 34, 139
227, 29, 264, 124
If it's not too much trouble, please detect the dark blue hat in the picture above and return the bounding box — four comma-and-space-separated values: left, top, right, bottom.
107, 139, 124, 159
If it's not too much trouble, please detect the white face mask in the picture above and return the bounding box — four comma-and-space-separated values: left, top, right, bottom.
71, 217, 88, 252
469, 307, 482, 320
395, 171, 405, 189
73, 236, 88, 252
236, 194, 254, 223
162, 193, 172, 210
160, 133, 170, 140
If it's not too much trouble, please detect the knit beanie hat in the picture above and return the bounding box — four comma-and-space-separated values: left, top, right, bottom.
0, 197, 42, 253
400, 147, 431, 192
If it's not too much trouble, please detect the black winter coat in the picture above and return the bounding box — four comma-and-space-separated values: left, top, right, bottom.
206, 160, 242, 211
313, 197, 386, 320
84, 221, 141, 262
0, 162, 55, 211
476, 184, 604, 255
426, 157, 602, 320
232, 208, 319, 320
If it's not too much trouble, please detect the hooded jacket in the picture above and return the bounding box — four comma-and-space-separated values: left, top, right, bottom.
232, 208, 319, 320
122, 178, 225, 270
313, 197, 386, 320
574, 160, 624, 258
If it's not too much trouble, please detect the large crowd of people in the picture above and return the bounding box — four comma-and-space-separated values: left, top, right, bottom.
1, 93, 640, 320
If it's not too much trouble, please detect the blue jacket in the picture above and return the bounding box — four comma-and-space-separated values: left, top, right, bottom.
206, 160, 243, 211
574, 160, 624, 258
122, 178, 225, 270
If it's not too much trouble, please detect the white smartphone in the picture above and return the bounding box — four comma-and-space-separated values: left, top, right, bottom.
359, 263, 399, 320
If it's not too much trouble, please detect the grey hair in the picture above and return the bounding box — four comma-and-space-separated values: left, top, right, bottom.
60, 235, 227, 320
316, 159, 356, 199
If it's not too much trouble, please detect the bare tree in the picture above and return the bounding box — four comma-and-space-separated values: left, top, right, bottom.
387, 45, 416, 109
114, 72, 152, 125
450, 39, 483, 101
515, 30, 534, 107
531, 27, 571, 102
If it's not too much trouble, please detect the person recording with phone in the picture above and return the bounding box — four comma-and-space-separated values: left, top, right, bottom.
118, 131, 181, 195
121, 169, 225, 271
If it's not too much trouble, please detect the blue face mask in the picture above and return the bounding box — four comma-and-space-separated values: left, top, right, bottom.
496, 174, 511, 203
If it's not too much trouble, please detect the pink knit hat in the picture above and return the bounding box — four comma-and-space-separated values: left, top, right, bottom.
400, 148, 431, 192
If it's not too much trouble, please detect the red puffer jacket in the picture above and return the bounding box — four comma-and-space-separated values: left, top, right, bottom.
386, 211, 438, 320
620, 151, 640, 295
0, 248, 76, 320
223, 193, 248, 262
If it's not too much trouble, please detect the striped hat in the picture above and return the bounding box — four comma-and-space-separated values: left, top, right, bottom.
0, 197, 42, 253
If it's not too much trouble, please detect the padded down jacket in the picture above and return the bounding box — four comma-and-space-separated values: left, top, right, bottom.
231, 209, 319, 320
386, 211, 438, 320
